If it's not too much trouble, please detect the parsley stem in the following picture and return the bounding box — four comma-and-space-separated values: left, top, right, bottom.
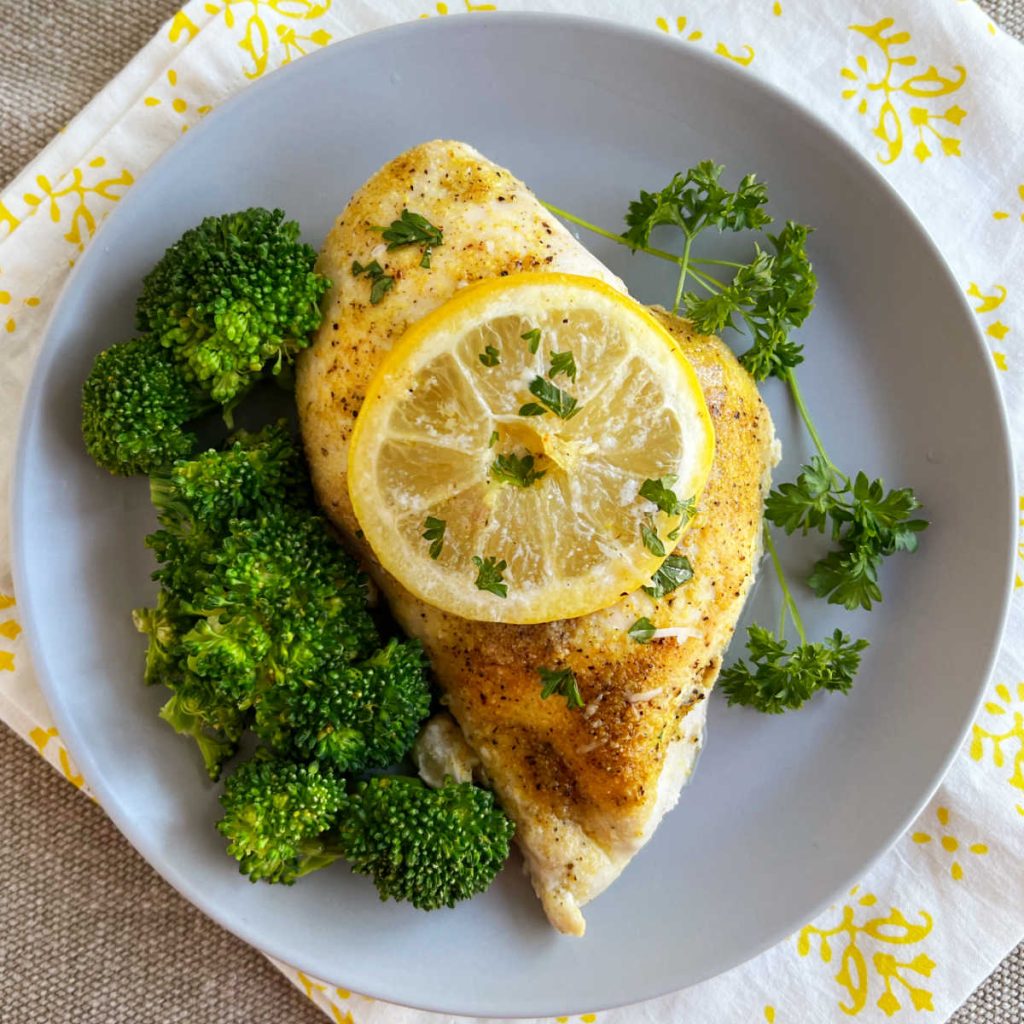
688, 266, 723, 293
783, 369, 832, 469
539, 201, 632, 247
672, 234, 694, 315
541, 201, 688, 267
690, 256, 747, 269
764, 524, 806, 644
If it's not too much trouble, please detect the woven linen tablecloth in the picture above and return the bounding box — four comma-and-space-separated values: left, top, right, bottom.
1, 2, 1023, 1022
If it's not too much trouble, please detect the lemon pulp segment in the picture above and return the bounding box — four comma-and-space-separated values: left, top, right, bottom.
348, 273, 715, 623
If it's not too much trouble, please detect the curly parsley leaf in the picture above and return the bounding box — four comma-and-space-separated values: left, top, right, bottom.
491, 451, 546, 488
518, 402, 547, 417
642, 554, 693, 599
472, 555, 508, 598
720, 626, 869, 714
351, 259, 395, 305
537, 666, 584, 709
767, 461, 928, 611
640, 519, 666, 557
374, 208, 443, 267
422, 516, 446, 560
628, 617, 656, 644
623, 161, 772, 250
548, 350, 578, 382
639, 476, 695, 520
521, 328, 542, 354
526, 376, 580, 420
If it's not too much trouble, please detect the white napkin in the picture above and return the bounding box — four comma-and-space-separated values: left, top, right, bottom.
1, 2, 1022, 1022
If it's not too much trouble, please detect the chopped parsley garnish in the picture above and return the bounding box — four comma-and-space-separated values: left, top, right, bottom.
488, 429, 499, 447
351, 259, 394, 305
640, 476, 693, 518
628, 617, 656, 644
518, 402, 547, 417
640, 519, 666, 557
479, 344, 500, 367
537, 667, 584, 709
374, 208, 443, 267
525, 376, 580, 420
491, 451, 546, 488
548, 350, 577, 382
472, 555, 508, 597
642, 554, 693, 599
421, 516, 446, 560
521, 328, 542, 354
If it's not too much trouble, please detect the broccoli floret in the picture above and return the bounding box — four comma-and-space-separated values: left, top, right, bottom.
135, 591, 246, 780
136, 427, 378, 775
335, 776, 515, 910
218, 755, 347, 883
149, 422, 308, 530
81, 339, 209, 475
158, 684, 247, 781
254, 639, 432, 771
137, 208, 329, 404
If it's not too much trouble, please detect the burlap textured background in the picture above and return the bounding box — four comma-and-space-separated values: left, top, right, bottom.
0, 1, 1020, 1021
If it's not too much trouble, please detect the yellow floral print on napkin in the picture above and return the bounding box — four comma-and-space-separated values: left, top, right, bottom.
971, 681, 1024, 815
21, 157, 134, 252
797, 886, 936, 1017
841, 18, 967, 165
0, 593, 20, 672
29, 727, 86, 790
0, 278, 40, 336
144, 69, 213, 133
1017, 496, 1024, 589
967, 282, 1011, 370
170, 1, 334, 79
419, 1, 497, 15
655, 15, 755, 65
911, 806, 989, 881
992, 184, 1024, 222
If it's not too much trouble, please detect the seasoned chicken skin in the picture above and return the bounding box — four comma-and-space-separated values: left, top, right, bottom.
297, 141, 776, 935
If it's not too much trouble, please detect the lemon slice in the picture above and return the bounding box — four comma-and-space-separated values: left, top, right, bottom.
348, 273, 715, 624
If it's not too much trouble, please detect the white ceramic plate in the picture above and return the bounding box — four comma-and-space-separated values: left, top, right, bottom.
13, 13, 1015, 1018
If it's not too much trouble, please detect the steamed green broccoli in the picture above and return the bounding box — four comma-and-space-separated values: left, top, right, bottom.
81, 208, 328, 476
149, 423, 309, 530
334, 776, 515, 910
217, 755, 347, 883
81, 339, 210, 475
253, 639, 432, 771
135, 424, 379, 777
136, 208, 329, 404
218, 758, 515, 906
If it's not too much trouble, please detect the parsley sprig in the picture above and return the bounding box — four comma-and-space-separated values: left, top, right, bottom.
374, 208, 443, 267
541, 161, 929, 713
642, 554, 693, 599
537, 667, 584, 710
720, 527, 869, 713
422, 516, 446, 560
520, 376, 580, 420
763, 373, 928, 611
472, 555, 508, 598
351, 259, 394, 305
491, 451, 546, 488
541, 164, 811, 382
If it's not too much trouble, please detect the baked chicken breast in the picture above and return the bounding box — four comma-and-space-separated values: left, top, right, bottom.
296, 140, 776, 935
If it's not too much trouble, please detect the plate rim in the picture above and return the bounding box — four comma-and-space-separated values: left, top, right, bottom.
10, 10, 1018, 1017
